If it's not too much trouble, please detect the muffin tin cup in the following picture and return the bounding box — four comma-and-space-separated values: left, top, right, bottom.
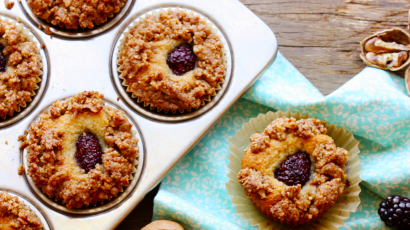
1, 0, 278, 228
20, 99, 145, 215
0, 14, 49, 128
19, 0, 136, 38
0, 191, 51, 230
112, 7, 232, 122
226, 110, 362, 230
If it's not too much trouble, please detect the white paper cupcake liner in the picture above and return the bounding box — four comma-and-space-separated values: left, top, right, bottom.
226, 110, 362, 230
116, 7, 229, 114
0, 16, 43, 117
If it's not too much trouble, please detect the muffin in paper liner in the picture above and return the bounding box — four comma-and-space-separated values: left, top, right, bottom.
0, 191, 45, 229
19, 91, 139, 210
0, 16, 43, 119
226, 110, 361, 230
116, 7, 228, 114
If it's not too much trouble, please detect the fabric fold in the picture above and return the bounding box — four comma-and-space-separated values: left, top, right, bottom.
153, 51, 410, 229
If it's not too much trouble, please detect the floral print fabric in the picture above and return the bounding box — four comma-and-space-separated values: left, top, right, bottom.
153, 51, 406, 229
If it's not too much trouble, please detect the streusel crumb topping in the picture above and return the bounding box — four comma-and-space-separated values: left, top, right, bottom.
238, 117, 348, 226
27, 0, 126, 29
118, 9, 225, 112
0, 19, 42, 119
0, 191, 43, 229
20, 91, 139, 208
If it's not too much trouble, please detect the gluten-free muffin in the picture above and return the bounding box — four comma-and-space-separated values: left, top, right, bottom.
117, 8, 226, 113
27, 0, 126, 29
19, 91, 139, 209
0, 17, 42, 119
0, 191, 43, 229
237, 117, 348, 227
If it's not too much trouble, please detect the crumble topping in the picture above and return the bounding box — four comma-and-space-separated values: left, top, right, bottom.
238, 117, 348, 226
4, 0, 14, 9
0, 191, 43, 229
27, 0, 126, 29
117, 9, 225, 112
0, 19, 42, 119
20, 91, 139, 208
18, 165, 25, 175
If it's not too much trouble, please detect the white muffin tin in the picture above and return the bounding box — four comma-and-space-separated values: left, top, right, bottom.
0, 0, 277, 229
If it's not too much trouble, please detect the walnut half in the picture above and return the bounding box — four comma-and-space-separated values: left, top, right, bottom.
360, 28, 410, 71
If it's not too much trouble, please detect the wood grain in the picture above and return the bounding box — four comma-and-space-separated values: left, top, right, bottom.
242, 0, 410, 95
117, 1, 410, 229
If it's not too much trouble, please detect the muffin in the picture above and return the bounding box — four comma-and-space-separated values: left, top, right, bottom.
237, 117, 349, 227
27, 0, 126, 29
0, 17, 42, 119
117, 8, 226, 113
19, 91, 139, 209
0, 191, 43, 229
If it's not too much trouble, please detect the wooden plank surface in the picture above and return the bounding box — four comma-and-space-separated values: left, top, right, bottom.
117, 0, 410, 229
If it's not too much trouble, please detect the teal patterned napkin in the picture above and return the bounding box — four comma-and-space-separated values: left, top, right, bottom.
153, 51, 409, 229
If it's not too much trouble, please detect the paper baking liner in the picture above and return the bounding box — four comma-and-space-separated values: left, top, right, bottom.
226, 110, 361, 230
0, 16, 43, 119
116, 7, 229, 114
21, 99, 142, 214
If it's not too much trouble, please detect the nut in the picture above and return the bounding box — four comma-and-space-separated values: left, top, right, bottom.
141, 220, 184, 230
360, 28, 410, 71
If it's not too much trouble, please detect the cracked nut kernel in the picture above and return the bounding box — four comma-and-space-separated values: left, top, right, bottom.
360, 28, 410, 71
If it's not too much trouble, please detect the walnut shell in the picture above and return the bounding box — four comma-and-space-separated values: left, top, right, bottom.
360, 28, 410, 71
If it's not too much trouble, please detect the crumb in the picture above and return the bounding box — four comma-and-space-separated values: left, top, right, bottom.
50, 35, 53, 39
18, 135, 27, 141
38, 24, 43, 30
44, 26, 52, 35
4, 0, 14, 9
40, 44, 45, 49
18, 164, 25, 175
5, 141, 8, 145
16, 17, 21, 23
117, 96, 120, 101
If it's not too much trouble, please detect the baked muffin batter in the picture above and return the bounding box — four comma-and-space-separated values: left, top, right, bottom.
237, 117, 348, 226
0, 192, 43, 229
117, 9, 225, 112
20, 91, 139, 208
0, 18, 42, 119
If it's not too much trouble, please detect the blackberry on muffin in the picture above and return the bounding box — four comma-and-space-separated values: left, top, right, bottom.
117, 8, 226, 113
237, 117, 348, 226
19, 91, 139, 208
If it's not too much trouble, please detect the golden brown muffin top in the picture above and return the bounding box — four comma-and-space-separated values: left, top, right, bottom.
118, 9, 225, 113
238, 117, 348, 226
27, 0, 126, 29
20, 91, 139, 208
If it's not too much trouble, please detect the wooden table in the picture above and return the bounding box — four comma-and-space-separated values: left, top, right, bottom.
116, 0, 410, 228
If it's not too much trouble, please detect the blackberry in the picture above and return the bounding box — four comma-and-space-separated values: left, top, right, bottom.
75, 132, 103, 173
379, 195, 410, 230
0, 44, 6, 72
274, 152, 311, 186
167, 43, 196, 76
